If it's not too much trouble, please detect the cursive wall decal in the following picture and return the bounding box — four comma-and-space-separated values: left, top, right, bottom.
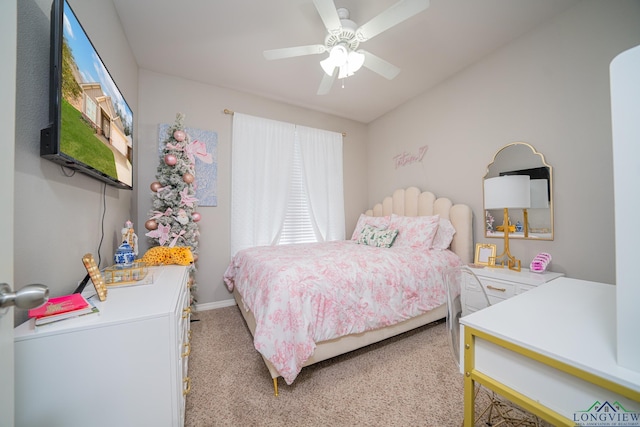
393, 145, 428, 169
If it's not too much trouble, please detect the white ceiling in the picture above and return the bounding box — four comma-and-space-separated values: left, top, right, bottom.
111, 0, 580, 123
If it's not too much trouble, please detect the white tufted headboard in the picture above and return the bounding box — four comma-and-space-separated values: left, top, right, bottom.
364, 187, 473, 265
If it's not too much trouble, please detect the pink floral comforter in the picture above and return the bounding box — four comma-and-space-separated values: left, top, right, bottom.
223, 240, 462, 385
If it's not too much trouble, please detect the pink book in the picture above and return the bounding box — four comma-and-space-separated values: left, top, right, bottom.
28, 293, 89, 319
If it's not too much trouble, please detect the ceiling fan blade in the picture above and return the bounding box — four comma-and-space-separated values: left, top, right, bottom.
356, 0, 430, 42
360, 50, 401, 80
263, 44, 326, 60
312, 0, 341, 34
317, 70, 337, 95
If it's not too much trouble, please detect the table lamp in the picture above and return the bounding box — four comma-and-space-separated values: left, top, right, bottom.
523, 179, 549, 238
484, 175, 531, 271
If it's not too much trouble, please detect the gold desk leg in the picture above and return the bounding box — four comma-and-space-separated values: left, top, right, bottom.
463, 327, 475, 427
273, 377, 279, 397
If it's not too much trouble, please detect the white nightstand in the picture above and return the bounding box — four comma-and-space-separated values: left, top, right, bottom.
463, 266, 564, 316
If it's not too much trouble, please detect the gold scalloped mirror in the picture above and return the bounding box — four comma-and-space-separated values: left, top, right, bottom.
484, 142, 554, 241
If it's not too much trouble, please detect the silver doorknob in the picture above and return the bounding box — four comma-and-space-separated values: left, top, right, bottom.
0, 283, 49, 309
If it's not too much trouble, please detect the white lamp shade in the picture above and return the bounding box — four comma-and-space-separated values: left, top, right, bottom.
347, 51, 364, 73
484, 175, 531, 209
320, 57, 336, 76
330, 45, 348, 65
530, 179, 550, 209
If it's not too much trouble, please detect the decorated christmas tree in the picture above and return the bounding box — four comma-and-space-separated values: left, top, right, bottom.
144, 113, 207, 303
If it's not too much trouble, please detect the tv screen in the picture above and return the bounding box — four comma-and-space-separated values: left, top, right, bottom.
41, 0, 133, 189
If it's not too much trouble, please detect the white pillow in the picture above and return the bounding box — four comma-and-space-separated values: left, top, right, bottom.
389, 214, 440, 249
351, 214, 391, 241
431, 218, 456, 250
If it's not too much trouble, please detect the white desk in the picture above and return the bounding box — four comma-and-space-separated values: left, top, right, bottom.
460, 277, 640, 426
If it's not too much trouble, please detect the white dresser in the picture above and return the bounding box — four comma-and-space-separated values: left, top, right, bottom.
14, 265, 191, 427
462, 266, 563, 315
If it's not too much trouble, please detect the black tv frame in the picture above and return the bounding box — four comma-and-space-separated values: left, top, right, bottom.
40, 0, 134, 190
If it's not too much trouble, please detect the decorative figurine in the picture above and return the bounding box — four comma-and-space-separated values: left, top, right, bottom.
121, 220, 139, 256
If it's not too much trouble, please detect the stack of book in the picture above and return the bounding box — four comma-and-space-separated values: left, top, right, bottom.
28, 293, 99, 326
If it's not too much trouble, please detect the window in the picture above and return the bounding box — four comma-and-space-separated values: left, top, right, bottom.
278, 139, 316, 244
84, 95, 97, 124
230, 113, 345, 256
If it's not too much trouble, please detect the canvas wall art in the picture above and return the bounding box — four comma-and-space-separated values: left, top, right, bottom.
159, 124, 218, 206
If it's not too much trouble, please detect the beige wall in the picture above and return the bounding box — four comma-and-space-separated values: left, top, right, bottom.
13, 0, 640, 316
366, 0, 640, 284
136, 70, 368, 306
13, 0, 138, 324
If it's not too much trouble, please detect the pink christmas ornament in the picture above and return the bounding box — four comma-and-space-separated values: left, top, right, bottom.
145, 219, 158, 230
173, 130, 186, 142
150, 181, 162, 192
164, 154, 177, 166
192, 212, 201, 222
183, 172, 195, 184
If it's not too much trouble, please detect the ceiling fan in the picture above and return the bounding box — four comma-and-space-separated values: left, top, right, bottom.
263, 0, 430, 95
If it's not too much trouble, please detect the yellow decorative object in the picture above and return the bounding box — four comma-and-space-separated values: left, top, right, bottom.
140, 246, 194, 266
82, 253, 107, 301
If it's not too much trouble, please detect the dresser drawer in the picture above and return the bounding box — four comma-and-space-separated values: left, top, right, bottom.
516, 283, 536, 294
462, 276, 490, 314
463, 267, 563, 316
479, 278, 516, 301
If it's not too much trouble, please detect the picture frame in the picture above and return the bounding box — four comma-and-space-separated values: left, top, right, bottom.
474, 243, 497, 266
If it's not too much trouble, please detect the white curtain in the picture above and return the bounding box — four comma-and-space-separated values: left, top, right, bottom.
230, 114, 345, 256
297, 125, 345, 241
231, 113, 295, 256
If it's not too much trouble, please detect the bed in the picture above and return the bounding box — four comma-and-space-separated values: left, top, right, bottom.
224, 187, 473, 395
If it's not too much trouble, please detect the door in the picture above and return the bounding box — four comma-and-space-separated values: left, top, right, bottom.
0, 0, 17, 423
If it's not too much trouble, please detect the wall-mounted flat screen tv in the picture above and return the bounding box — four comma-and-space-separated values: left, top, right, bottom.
41, 0, 133, 189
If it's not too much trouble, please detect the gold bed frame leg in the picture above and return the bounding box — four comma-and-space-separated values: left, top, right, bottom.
273, 377, 279, 397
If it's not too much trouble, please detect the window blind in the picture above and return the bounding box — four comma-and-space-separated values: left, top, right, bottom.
278, 140, 317, 244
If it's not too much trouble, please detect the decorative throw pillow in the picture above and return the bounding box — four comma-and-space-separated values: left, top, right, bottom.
431, 218, 456, 250
351, 214, 391, 241
389, 214, 440, 249
357, 224, 399, 248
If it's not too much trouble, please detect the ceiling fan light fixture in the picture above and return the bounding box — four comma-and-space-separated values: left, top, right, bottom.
338, 65, 348, 79
320, 57, 336, 76
329, 44, 348, 66
321, 44, 349, 76
337, 51, 365, 79
348, 50, 365, 73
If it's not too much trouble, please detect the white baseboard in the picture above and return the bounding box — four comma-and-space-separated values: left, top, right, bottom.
195, 298, 236, 312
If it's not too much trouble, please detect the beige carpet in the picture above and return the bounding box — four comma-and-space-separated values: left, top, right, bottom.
184, 306, 467, 426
